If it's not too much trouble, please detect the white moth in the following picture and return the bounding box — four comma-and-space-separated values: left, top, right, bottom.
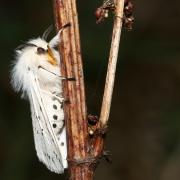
11, 24, 70, 174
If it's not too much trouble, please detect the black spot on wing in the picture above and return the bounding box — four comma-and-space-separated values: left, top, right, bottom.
60, 102, 63, 109
53, 115, 58, 120
53, 123, 57, 128
39, 106, 42, 112
52, 157, 55, 164
53, 104, 57, 110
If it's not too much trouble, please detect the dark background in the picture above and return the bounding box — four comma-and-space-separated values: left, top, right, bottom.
1, 0, 180, 179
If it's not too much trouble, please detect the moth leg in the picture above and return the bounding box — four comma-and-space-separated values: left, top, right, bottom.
66, 77, 76, 81
61, 77, 76, 81
59, 98, 70, 109
63, 98, 70, 104
38, 65, 76, 81
41, 89, 63, 103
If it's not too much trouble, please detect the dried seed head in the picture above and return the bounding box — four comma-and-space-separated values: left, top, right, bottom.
124, 1, 133, 16
95, 8, 103, 20
95, 0, 115, 24
123, 0, 134, 30
88, 114, 98, 125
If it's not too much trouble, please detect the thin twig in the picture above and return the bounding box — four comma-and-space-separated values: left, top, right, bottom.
92, 0, 125, 169
99, 0, 125, 127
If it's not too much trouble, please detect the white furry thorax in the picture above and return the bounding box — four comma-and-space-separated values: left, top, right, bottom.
11, 37, 61, 97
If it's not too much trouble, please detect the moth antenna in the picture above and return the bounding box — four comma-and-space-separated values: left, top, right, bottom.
15, 43, 37, 55
61, 22, 71, 29
42, 25, 54, 40
48, 23, 71, 48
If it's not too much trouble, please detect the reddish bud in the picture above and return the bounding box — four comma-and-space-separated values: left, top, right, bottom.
95, 8, 103, 21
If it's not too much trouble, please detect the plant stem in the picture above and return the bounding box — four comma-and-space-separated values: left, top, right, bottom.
99, 0, 125, 127
54, 0, 92, 179
53, 0, 125, 179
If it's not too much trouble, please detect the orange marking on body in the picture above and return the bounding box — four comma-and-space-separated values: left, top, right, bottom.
47, 45, 57, 66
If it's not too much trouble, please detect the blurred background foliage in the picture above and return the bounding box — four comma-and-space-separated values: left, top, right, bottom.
0, 0, 180, 179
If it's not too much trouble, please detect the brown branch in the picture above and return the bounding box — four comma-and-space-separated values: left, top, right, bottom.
53, 0, 93, 179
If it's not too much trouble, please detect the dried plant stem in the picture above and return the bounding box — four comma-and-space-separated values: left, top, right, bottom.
92, 0, 125, 163
54, 0, 92, 179
99, 0, 125, 127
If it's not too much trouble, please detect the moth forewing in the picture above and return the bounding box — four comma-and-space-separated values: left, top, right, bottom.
29, 71, 65, 173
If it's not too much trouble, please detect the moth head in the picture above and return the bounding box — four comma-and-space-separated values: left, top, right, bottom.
15, 23, 71, 66
16, 39, 57, 66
